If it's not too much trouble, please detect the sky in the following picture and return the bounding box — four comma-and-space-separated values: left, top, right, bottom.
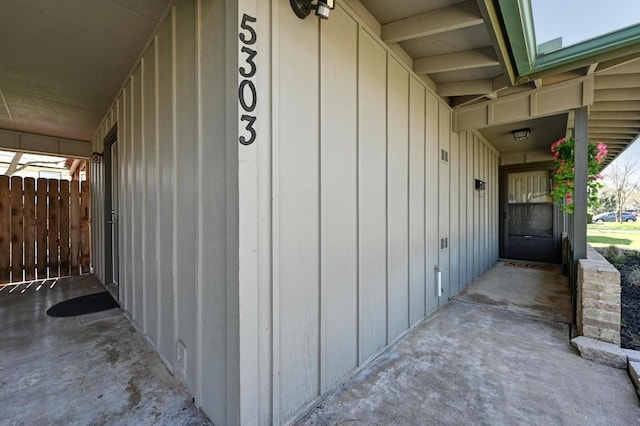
531, 0, 640, 170
531, 0, 640, 48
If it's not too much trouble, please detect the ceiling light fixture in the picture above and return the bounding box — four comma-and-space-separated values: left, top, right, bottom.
290, 0, 335, 20
512, 128, 531, 141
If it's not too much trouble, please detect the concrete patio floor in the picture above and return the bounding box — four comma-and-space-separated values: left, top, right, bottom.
0, 275, 210, 425
297, 261, 640, 425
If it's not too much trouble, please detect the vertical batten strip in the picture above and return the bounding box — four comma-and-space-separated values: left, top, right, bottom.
154, 32, 162, 373
135, 67, 143, 321
384, 50, 389, 345
120, 90, 128, 310
355, 20, 360, 367
142, 40, 158, 344
317, 14, 323, 397
271, 0, 280, 422
422, 88, 427, 316
129, 75, 136, 318
170, 5, 179, 378
357, 25, 362, 365
195, 0, 203, 405
406, 75, 411, 327
450, 130, 459, 294
174, 0, 199, 390
467, 133, 474, 284
156, 9, 176, 366
140, 59, 147, 331
257, 0, 275, 420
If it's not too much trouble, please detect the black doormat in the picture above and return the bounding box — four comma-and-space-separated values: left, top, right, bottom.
46, 292, 119, 317
503, 261, 555, 272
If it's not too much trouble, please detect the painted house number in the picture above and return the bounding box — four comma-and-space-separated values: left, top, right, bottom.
239, 13, 257, 145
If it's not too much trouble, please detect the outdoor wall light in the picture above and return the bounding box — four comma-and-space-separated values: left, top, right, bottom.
91, 152, 103, 163
511, 128, 531, 141
290, 0, 335, 19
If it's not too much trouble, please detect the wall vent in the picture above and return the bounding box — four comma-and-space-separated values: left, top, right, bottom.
440, 237, 449, 250
440, 149, 449, 163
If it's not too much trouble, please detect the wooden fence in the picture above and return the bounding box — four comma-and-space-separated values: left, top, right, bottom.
0, 176, 91, 284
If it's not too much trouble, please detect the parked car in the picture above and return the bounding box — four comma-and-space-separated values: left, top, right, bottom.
592, 211, 637, 222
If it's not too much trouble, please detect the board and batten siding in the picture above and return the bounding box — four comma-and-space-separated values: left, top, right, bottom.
90, 1, 240, 425
89, 0, 500, 424
255, 1, 501, 423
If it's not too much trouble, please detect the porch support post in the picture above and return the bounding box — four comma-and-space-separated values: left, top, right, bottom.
573, 106, 588, 261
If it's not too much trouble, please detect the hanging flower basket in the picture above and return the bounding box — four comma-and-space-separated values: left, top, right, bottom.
550, 137, 607, 213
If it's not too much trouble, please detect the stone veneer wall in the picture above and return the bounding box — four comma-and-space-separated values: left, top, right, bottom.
577, 246, 621, 345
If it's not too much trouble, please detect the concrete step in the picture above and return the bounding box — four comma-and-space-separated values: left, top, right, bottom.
571, 336, 640, 399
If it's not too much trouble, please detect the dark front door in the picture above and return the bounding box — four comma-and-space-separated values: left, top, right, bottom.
103, 127, 120, 300
501, 165, 561, 263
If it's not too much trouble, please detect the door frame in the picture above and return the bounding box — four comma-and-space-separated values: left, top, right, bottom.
103, 125, 119, 299
499, 161, 563, 263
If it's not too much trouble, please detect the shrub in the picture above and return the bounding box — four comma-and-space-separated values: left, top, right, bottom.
602, 245, 626, 266
627, 266, 640, 287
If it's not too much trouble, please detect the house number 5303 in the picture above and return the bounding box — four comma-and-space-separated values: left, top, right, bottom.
239, 13, 257, 145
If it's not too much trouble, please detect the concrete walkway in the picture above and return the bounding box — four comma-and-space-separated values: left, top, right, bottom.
0, 275, 210, 425
297, 262, 640, 425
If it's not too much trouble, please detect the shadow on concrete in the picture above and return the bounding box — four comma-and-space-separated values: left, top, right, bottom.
0, 275, 210, 425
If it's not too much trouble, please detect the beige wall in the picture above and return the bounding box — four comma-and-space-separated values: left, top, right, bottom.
90, 1, 239, 424
245, 1, 501, 423
90, 0, 501, 424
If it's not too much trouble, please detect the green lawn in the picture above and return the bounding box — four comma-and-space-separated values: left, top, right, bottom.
588, 222, 640, 231
587, 221, 640, 249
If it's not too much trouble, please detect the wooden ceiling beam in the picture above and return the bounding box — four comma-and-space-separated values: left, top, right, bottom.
594, 88, 640, 101
437, 79, 493, 97
588, 134, 636, 141
589, 120, 640, 128
595, 74, 640, 89
590, 101, 640, 111
588, 127, 639, 134
597, 57, 640, 75
589, 111, 640, 120
381, 0, 483, 43
414, 47, 498, 74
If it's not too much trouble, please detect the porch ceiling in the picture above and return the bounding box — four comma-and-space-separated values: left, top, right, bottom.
361, 0, 640, 165
477, 114, 568, 156
360, 0, 507, 102
0, 0, 172, 142
469, 57, 640, 167
590, 58, 640, 167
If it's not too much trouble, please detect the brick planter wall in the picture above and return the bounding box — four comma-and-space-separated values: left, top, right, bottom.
577, 246, 621, 345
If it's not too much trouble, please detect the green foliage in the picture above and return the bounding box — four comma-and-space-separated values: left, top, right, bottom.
602, 245, 625, 265
596, 192, 616, 213
550, 138, 607, 213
